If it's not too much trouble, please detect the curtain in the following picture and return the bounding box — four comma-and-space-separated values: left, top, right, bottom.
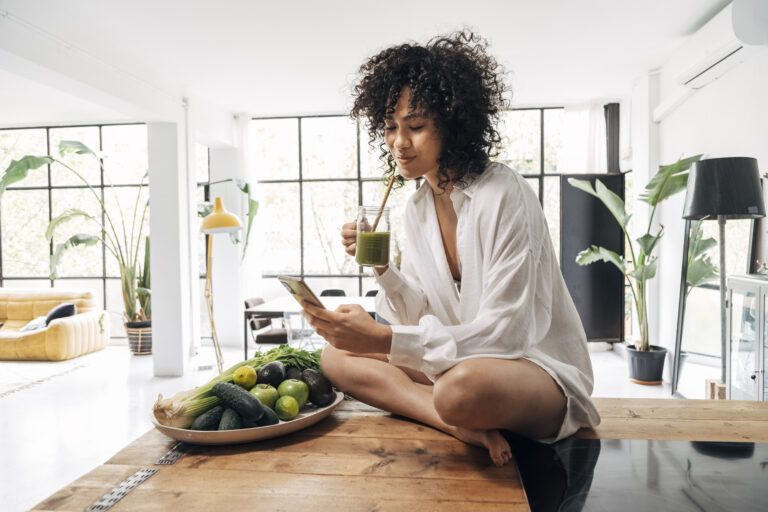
560, 104, 607, 174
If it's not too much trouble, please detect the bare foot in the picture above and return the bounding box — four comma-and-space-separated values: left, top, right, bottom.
453, 427, 512, 466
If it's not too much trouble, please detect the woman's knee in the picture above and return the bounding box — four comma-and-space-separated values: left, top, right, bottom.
319, 345, 369, 393
432, 363, 479, 427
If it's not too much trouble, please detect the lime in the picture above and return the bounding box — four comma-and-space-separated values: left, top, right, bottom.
275, 395, 300, 421
233, 366, 257, 389
277, 379, 310, 409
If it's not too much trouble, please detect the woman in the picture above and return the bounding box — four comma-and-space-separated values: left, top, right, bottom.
302, 31, 600, 466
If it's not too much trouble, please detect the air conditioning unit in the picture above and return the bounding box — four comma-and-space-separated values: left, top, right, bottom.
654, 1, 766, 121
675, 3, 761, 90
676, 40, 756, 89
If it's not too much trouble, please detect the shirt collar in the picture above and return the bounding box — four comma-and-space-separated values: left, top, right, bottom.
411, 161, 497, 203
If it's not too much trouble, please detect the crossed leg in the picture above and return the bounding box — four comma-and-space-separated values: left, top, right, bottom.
321, 344, 567, 466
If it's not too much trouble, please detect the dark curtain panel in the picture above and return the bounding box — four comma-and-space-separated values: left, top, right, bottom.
604, 103, 620, 174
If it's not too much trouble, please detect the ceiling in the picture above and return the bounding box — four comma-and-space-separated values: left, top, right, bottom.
0, 0, 731, 126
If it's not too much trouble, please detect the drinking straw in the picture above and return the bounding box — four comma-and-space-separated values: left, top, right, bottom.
371, 174, 396, 232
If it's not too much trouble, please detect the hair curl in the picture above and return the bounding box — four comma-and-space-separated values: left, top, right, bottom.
351, 30, 509, 191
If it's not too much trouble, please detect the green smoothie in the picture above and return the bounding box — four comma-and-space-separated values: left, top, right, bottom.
356, 231, 390, 266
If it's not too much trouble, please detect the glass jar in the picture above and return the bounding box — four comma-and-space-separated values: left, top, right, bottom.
355, 205, 390, 266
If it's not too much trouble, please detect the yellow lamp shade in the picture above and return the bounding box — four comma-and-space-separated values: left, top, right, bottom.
201, 197, 242, 234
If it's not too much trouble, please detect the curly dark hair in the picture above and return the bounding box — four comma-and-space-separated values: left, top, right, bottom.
351, 30, 509, 191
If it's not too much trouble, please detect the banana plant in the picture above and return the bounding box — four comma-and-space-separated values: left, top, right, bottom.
568, 154, 703, 351
0, 141, 150, 322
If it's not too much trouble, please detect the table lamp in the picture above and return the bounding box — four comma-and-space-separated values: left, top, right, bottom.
201, 196, 242, 373
682, 157, 765, 384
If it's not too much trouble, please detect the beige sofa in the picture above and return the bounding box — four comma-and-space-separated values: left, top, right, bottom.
0, 289, 109, 361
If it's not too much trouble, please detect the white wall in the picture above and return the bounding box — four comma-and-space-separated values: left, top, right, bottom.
652, 50, 768, 362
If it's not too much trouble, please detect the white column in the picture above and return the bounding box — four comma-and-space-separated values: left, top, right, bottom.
207, 116, 254, 349
148, 121, 196, 376
629, 71, 661, 345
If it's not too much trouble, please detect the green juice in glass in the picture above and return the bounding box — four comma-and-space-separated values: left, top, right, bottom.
356, 231, 390, 266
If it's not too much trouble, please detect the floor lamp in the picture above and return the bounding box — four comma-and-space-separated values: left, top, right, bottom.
201, 196, 242, 373
682, 157, 765, 385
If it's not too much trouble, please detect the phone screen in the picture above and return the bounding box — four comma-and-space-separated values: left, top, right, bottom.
277, 276, 325, 309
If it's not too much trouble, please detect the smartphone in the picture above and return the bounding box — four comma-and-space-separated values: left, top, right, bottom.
277, 275, 326, 309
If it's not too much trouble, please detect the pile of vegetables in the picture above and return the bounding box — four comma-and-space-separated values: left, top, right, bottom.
153, 346, 324, 428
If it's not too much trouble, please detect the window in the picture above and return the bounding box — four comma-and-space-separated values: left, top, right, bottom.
252, 109, 565, 296
0, 124, 148, 337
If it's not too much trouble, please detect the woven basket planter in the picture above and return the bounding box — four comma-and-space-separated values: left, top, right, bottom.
126, 321, 152, 355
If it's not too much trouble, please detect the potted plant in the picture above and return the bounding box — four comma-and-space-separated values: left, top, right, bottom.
0, 140, 152, 354
568, 155, 707, 384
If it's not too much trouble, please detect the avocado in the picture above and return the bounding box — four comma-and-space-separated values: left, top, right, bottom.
302, 368, 335, 407
258, 361, 286, 387
285, 365, 303, 381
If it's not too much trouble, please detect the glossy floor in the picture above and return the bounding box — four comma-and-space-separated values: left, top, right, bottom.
1, 344, 672, 511
507, 433, 767, 512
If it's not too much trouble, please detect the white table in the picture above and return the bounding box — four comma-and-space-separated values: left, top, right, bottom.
243, 295, 377, 358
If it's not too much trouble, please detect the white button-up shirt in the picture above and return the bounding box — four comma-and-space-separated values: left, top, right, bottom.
375, 162, 601, 441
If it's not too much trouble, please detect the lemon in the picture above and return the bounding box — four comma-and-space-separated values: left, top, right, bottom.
233, 366, 257, 389
275, 395, 300, 421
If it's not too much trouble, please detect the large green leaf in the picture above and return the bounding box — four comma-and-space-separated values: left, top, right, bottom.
59, 140, 100, 158
686, 220, 718, 288
0, 156, 54, 197
687, 258, 718, 288
639, 154, 702, 206
636, 226, 664, 256
50, 234, 100, 279
567, 178, 630, 229
631, 260, 658, 281
46, 209, 98, 240
575, 245, 626, 274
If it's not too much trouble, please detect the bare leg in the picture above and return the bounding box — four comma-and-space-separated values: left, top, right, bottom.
321, 345, 513, 466
433, 358, 567, 440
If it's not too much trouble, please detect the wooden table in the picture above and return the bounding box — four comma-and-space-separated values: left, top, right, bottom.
33, 398, 768, 511
243, 296, 376, 359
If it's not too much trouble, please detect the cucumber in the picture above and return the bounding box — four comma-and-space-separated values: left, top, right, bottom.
212, 382, 265, 422
218, 408, 242, 430
189, 405, 224, 431
255, 406, 280, 426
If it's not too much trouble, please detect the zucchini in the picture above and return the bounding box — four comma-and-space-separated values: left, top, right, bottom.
218, 408, 242, 430
212, 382, 265, 422
189, 405, 225, 431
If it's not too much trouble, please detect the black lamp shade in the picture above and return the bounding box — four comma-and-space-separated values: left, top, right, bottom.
683, 157, 765, 220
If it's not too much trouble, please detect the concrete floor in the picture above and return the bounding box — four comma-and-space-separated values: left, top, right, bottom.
1, 343, 678, 512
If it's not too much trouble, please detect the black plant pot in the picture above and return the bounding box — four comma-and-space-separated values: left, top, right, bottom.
126, 320, 152, 355
626, 344, 667, 385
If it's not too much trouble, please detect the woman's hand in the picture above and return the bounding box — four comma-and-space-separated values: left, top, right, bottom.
341, 221, 357, 257
302, 301, 392, 354
341, 220, 389, 274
